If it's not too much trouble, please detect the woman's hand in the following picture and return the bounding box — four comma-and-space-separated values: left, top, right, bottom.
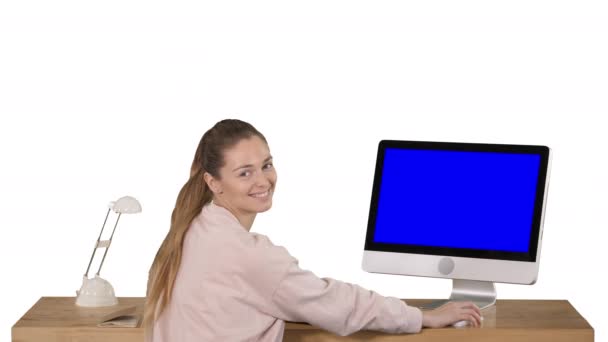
421, 301, 483, 328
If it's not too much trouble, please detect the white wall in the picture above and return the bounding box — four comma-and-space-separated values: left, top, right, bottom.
1, 1, 606, 340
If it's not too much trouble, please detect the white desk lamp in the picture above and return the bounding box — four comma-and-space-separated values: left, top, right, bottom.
76, 196, 142, 307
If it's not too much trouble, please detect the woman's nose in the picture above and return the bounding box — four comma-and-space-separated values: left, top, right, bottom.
254, 171, 271, 187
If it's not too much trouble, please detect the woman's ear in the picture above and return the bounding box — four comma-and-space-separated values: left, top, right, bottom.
203, 172, 222, 195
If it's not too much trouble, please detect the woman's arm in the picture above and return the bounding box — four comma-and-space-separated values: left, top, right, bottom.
261, 261, 423, 336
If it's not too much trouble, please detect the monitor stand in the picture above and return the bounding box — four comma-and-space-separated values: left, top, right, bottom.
420, 279, 496, 310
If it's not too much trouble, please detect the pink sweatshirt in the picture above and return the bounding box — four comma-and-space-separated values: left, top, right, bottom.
151, 201, 422, 341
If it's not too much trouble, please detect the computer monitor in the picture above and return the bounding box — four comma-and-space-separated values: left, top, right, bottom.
362, 140, 551, 309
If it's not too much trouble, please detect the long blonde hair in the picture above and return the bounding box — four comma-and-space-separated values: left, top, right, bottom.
143, 119, 267, 338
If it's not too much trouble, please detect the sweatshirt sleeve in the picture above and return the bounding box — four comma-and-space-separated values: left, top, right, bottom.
263, 261, 423, 336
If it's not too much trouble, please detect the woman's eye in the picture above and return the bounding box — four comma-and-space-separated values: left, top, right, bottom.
240, 164, 272, 177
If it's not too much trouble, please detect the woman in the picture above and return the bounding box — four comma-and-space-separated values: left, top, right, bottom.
144, 119, 482, 341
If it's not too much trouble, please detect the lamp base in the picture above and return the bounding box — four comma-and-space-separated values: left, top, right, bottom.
76, 275, 118, 307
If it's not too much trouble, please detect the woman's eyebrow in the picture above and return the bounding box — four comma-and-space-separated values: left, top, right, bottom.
232, 156, 273, 172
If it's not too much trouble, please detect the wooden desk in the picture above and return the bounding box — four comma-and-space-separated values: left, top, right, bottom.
12, 297, 593, 342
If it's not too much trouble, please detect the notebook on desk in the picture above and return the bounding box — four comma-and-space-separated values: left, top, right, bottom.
97, 305, 139, 328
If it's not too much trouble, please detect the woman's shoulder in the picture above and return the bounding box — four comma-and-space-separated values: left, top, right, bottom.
249, 232, 273, 246
240, 233, 299, 296
248, 232, 297, 262
197, 203, 244, 232
240, 233, 298, 280
191, 209, 295, 261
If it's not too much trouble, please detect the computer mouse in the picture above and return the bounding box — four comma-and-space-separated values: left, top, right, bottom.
452, 320, 470, 328
452, 316, 483, 328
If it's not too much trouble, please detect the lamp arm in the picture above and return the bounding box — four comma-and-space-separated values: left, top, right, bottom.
96, 213, 122, 276
84, 208, 111, 278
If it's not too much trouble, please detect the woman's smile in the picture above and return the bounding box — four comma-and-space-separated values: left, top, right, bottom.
249, 189, 272, 199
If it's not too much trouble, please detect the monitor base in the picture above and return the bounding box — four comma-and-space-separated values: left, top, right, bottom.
420, 279, 496, 310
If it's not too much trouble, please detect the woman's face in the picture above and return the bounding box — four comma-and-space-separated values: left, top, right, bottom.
207, 135, 277, 214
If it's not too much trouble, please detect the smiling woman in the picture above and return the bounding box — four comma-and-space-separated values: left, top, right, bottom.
143, 119, 481, 342
202, 135, 276, 230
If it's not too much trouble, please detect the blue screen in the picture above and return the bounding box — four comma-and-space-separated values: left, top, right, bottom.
373, 148, 541, 253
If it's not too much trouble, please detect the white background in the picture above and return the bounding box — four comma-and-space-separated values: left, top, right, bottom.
1, 1, 606, 340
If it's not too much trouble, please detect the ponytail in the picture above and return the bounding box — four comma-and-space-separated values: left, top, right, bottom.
143, 170, 212, 337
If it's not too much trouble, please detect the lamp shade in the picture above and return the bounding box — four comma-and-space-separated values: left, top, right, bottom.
109, 196, 142, 214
